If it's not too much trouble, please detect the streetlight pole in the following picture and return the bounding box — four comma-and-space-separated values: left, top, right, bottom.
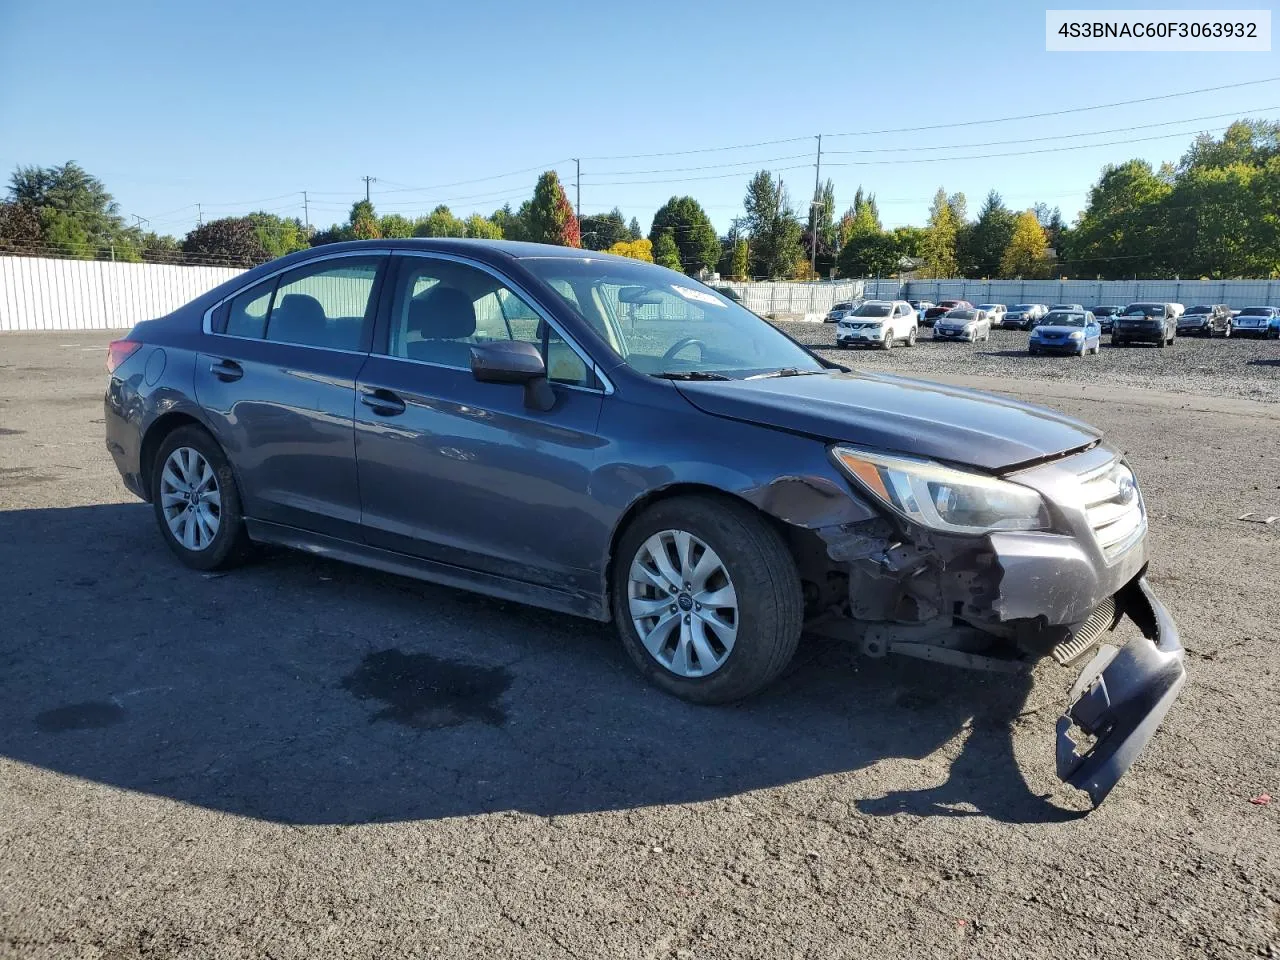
810, 134, 822, 278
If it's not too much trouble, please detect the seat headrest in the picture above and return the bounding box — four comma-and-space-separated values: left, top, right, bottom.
407, 286, 476, 339
270, 294, 326, 342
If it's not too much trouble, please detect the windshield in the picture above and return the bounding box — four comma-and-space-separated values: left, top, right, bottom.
1093, 306, 1119, 315
520, 257, 824, 378
852, 302, 892, 318
1011, 304, 1035, 311
831, 302, 853, 311
1184, 306, 1211, 314
1240, 307, 1272, 316
977, 304, 1000, 310
1043, 311, 1086, 326
1124, 304, 1163, 317
944, 308, 976, 320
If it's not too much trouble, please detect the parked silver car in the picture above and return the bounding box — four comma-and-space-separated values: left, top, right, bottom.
932, 307, 992, 342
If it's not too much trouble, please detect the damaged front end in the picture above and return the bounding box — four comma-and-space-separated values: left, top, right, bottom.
809, 443, 1187, 806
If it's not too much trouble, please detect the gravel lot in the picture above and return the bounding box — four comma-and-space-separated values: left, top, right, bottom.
775, 322, 1280, 404
1, 330, 1279, 959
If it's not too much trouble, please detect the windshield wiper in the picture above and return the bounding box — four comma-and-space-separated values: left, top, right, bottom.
650, 370, 733, 381
745, 367, 829, 380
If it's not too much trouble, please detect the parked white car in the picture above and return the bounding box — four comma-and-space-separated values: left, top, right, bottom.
834, 300, 919, 350
977, 303, 1006, 326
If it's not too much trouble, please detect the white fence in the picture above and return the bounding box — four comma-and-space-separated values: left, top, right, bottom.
6, 254, 1280, 333
0, 256, 242, 332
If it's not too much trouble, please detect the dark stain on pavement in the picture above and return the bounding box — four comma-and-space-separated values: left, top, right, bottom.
36, 701, 127, 733
341, 649, 510, 730
0, 427, 23, 436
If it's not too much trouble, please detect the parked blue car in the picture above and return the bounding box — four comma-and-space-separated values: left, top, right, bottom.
1028, 310, 1102, 355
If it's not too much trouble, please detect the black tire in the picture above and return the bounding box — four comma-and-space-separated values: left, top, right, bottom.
611, 495, 803, 704
151, 424, 251, 571
835, 342, 849, 349
906, 326, 917, 347
882, 333, 894, 350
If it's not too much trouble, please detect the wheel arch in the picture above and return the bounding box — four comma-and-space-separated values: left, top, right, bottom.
138, 411, 228, 502
601, 482, 835, 623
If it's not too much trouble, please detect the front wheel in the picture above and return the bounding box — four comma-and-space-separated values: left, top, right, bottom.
612, 496, 803, 704
882, 333, 894, 350
906, 326, 917, 346
151, 425, 251, 571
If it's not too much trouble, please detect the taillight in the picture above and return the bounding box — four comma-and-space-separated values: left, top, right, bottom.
107, 340, 143, 373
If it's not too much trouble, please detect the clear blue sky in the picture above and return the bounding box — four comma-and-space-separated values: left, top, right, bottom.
2, 0, 1277, 238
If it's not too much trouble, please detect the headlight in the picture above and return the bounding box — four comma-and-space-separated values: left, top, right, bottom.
1069, 330, 1084, 339
830, 446, 1050, 535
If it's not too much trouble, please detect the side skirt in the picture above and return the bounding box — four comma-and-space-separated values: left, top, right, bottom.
244, 519, 609, 622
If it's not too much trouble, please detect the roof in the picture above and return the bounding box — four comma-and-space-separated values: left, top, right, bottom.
296, 237, 629, 262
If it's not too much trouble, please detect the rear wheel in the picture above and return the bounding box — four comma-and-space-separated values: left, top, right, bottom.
612, 496, 803, 704
151, 425, 251, 571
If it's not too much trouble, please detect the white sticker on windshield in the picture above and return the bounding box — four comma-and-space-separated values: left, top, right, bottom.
671, 284, 725, 307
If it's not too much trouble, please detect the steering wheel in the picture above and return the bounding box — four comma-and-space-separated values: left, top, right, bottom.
661, 337, 706, 363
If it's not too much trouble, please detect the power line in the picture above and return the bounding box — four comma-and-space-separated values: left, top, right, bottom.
371, 160, 573, 195
822, 77, 1280, 138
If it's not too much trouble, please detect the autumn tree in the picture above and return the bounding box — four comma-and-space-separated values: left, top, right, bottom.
605, 238, 654, 262
1000, 211, 1051, 278
919, 188, 961, 277
527, 172, 580, 247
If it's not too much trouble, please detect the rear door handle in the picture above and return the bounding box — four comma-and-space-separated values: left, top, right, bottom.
209, 358, 243, 382
359, 387, 406, 416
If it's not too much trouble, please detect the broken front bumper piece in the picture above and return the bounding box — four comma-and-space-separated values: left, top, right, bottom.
1056, 575, 1186, 805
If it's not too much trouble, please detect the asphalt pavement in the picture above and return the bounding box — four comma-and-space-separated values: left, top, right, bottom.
1, 330, 1277, 959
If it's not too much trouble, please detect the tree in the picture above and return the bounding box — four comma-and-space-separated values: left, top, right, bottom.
652, 231, 682, 270
803, 178, 838, 276
1069, 160, 1173, 278
465, 213, 503, 240
649, 196, 719, 274
960, 190, 1016, 278
919, 188, 961, 277
527, 172, 580, 247
1000, 211, 1051, 278
347, 199, 381, 240
0, 201, 42, 254
580, 208, 629, 251
138, 232, 183, 264
605, 237, 654, 262
628, 217, 642, 240
413, 204, 467, 238
247, 211, 310, 258
741, 171, 803, 278
8, 162, 126, 250
892, 225, 927, 260
730, 239, 748, 279
182, 217, 268, 266
492, 203, 530, 242
379, 214, 415, 238
837, 231, 899, 278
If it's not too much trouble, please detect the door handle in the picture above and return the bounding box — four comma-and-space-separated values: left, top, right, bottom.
359, 387, 406, 416
209, 358, 243, 382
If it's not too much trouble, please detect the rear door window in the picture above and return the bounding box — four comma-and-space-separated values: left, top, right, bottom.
223, 281, 276, 338
266, 257, 383, 351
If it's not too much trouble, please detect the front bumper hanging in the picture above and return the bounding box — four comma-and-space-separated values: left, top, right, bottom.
1055, 575, 1186, 805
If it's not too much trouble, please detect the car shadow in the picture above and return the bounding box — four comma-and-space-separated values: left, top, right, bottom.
1248, 357, 1280, 366
0, 504, 1084, 827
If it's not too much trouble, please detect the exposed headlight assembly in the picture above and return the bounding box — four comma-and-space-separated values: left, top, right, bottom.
831, 445, 1050, 535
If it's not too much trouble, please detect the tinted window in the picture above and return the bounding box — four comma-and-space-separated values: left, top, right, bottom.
1240, 307, 1272, 316
853, 303, 892, 318
945, 309, 976, 320
266, 257, 381, 351
1044, 311, 1086, 326
224, 281, 275, 338
384, 257, 594, 387
1185, 306, 1211, 314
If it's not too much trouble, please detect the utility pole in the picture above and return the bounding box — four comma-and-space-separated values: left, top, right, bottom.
573, 158, 581, 229
197, 203, 203, 227
362, 176, 376, 203
131, 214, 149, 232
302, 191, 310, 230
810, 134, 823, 279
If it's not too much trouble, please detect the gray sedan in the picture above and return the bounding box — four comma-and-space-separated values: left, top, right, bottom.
104, 238, 1184, 803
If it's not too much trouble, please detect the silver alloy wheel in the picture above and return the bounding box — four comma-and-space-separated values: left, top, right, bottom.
627, 529, 739, 678
159, 446, 221, 551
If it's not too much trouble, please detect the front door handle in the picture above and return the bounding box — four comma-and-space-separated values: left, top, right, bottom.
210, 358, 243, 382
359, 387, 406, 416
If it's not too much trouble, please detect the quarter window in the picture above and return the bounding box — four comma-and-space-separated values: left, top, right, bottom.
223, 281, 275, 338
383, 257, 595, 388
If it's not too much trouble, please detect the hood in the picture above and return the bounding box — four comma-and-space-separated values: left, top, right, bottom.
1033, 324, 1087, 336
674, 371, 1100, 472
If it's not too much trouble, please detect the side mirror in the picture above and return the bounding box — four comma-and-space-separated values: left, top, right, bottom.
470, 340, 555, 412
